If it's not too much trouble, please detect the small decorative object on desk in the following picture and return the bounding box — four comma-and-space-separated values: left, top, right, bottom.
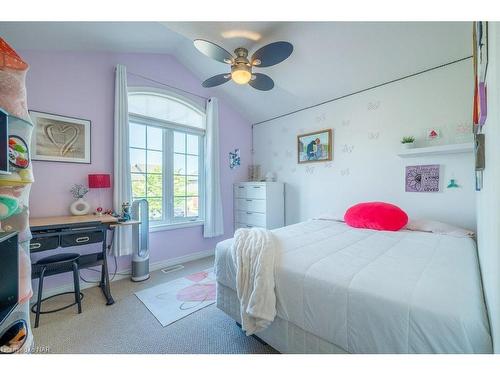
401, 136, 415, 149
69, 184, 90, 216
121, 202, 131, 222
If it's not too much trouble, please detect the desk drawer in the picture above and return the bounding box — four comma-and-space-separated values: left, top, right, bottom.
61, 231, 104, 247
30, 236, 59, 253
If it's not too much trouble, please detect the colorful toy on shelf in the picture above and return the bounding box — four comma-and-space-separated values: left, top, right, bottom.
8, 136, 29, 169
0, 195, 19, 221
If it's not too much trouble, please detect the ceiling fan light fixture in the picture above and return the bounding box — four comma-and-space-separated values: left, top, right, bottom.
231, 64, 252, 85
195, 39, 292, 90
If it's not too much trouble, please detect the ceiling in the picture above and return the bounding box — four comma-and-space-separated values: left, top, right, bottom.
0, 21, 472, 124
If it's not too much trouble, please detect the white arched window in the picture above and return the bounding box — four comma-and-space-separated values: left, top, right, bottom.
128, 88, 205, 227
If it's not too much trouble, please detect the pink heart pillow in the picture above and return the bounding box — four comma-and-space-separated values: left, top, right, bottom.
344, 202, 408, 231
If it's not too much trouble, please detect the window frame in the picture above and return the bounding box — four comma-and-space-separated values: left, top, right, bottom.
128, 87, 206, 231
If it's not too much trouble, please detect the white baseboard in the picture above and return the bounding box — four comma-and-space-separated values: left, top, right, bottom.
30, 249, 215, 302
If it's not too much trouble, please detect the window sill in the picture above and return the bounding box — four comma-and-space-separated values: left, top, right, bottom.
149, 220, 204, 233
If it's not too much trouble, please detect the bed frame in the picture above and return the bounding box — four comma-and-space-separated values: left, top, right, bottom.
217, 282, 348, 353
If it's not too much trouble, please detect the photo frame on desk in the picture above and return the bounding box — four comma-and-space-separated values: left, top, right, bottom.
29, 110, 91, 164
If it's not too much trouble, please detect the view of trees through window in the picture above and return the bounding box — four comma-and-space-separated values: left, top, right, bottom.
129, 123, 201, 223
130, 123, 164, 221
129, 91, 204, 226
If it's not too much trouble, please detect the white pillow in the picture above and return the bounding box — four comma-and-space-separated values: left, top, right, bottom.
405, 219, 475, 238
314, 212, 345, 222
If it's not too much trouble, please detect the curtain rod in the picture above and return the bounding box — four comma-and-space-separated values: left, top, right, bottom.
127, 71, 209, 101
253, 55, 473, 126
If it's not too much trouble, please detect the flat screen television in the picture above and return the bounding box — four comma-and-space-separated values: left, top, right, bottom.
0, 109, 8, 175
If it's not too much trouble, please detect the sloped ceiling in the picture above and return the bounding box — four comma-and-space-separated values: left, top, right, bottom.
0, 21, 472, 124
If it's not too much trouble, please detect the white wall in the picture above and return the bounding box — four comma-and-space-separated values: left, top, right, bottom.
476, 22, 500, 353
253, 58, 476, 230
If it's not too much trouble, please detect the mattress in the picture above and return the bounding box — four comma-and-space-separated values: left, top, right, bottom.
215, 219, 492, 353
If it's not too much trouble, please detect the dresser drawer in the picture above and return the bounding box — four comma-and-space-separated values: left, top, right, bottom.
61, 231, 104, 247
235, 198, 266, 213
235, 222, 257, 230
235, 211, 266, 227
234, 184, 247, 198
234, 184, 266, 199
245, 184, 266, 199
30, 236, 59, 253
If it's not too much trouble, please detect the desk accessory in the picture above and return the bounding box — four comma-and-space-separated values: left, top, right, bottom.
69, 184, 90, 216
88, 174, 111, 215
121, 201, 131, 221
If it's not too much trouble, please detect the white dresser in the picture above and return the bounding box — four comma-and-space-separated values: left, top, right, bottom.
233, 182, 285, 231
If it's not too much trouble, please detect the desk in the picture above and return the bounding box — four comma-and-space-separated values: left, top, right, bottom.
29, 215, 121, 305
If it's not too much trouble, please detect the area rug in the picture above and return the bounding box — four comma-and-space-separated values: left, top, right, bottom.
135, 268, 216, 327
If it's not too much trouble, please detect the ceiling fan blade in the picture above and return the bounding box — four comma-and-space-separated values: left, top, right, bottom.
202, 74, 231, 88
249, 73, 274, 91
194, 39, 233, 64
251, 41, 293, 67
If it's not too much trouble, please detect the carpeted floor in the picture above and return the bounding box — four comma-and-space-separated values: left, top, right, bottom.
30, 256, 278, 354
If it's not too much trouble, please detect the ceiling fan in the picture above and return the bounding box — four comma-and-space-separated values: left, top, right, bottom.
193, 39, 293, 91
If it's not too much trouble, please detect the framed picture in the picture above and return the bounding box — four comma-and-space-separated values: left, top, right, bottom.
29, 110, 91, 164
405, 164, 440, 193
297, 129, 332, 164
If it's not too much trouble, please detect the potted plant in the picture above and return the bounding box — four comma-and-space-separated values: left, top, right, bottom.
401, 136, 415, 149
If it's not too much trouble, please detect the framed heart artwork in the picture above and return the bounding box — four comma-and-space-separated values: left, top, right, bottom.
29, 110, 91, 164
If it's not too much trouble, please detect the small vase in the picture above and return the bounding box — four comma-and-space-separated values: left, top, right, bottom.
70, 198, 90, 216
402, 142, 414, 149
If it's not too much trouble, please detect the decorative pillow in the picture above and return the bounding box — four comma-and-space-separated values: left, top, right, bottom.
344, 202, 408, 231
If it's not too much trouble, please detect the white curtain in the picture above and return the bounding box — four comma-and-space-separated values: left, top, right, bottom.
203, 97, 224, 238
112, 64, 133, 256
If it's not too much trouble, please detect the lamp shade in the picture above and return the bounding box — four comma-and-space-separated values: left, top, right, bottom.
88, 174, 111, 189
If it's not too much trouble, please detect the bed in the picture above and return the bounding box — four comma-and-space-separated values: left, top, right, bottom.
215, 219, 492, 353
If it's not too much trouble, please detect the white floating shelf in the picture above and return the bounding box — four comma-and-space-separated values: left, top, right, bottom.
397, 143, 474, 158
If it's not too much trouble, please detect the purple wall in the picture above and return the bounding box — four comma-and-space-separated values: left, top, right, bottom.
21, 50, 251, 287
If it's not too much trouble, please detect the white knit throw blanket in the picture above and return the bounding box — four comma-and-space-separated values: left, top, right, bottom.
231, 227, 278, 335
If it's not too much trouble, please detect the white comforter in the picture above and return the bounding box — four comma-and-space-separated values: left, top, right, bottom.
232, 227, 278, 335
215, 220, 492, 353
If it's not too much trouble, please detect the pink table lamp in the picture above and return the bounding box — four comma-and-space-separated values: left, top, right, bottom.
88, 173, 111, 215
